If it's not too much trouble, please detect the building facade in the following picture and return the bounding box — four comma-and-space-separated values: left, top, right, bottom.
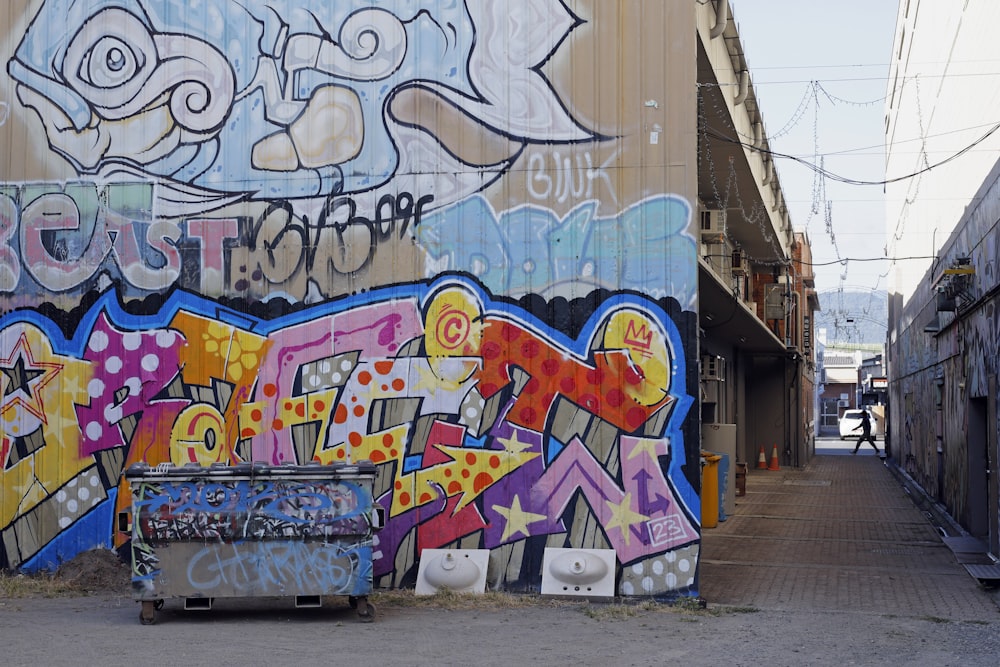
0, 0, 812, 598
696, 4, 819, 474
886, 0, 1000, 554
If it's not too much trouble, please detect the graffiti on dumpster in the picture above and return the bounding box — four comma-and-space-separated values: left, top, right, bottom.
131, 479, 373, 542
131, 539, 371, 597
0, 276, 697, 595
126, 474, 376, 599
186, 541, 368, 595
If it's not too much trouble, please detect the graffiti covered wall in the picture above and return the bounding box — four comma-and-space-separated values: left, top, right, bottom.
0, 0, 700, 597
890, 161, 1000, 530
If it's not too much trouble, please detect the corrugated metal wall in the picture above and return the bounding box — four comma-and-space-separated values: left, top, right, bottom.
0, 0, 701, 598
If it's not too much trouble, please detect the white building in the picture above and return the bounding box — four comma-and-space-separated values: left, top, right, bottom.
886, 0, 1000, 564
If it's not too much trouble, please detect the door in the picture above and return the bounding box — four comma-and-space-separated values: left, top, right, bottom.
989, 375, 999, 557
968, 395, 988, 538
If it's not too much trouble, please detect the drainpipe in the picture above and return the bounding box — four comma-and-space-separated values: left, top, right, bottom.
785, 266, 792, 347
734, 70, 749, 105
785, 267, 797, 464
786, 355, 799, 467
711, 0, 729, 38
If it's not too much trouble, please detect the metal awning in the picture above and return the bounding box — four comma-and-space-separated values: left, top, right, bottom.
699, 264, 785, 353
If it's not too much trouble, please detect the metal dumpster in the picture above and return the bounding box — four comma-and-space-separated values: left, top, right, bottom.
123, 460, 381, 624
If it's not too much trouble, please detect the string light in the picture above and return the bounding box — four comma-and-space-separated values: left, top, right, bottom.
696, 85, 785, 267
703, 72, 1000, 296
698, 87, 788, 268
767, 82, 815, 140
694, 77, 961, 301
814, 82, 887, 107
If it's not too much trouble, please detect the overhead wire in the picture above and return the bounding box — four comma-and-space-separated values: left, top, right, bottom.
698, 75, 979, 290
705, 120, 1000, 186
804, 255, 936, 266
706, 76, 997, 292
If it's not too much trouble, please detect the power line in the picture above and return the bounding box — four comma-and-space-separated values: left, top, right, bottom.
806, 255, 937, 267
750, 63, 889, 71
707, 119, 1000, 186
753, 71, 1000, 86
751, 58, 1000, 71
781, 119, 1000, 159
817, 286, 886, 294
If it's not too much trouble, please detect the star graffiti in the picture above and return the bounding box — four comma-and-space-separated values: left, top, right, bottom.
604, 492, 649, 548
492, 494, 547, 542
0, 332, 63, 424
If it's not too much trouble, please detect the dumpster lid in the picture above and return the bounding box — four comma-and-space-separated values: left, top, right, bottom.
124, 460, 377, 479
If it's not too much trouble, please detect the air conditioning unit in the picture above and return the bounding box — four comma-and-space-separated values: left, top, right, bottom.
731, 249, 747, 275
701, 380, 720, 404
703, 238, 733, 281
700, 209, 726, 244
837, 399, 849, 408
764, 284, 786, 320
701, 354, 725, 381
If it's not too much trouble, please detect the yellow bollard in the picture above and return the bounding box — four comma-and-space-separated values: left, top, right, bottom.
700, 452, 722, 529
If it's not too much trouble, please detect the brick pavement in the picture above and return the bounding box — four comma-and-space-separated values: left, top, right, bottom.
699, 452, 1000, 621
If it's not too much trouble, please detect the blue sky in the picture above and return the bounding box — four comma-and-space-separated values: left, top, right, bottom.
730, 1, 900, 308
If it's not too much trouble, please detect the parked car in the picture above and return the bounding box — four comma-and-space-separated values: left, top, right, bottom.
839, 409, 877, 440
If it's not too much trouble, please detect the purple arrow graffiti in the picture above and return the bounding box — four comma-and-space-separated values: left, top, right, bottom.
534, 435, 698, 561
632, 468, 672, 515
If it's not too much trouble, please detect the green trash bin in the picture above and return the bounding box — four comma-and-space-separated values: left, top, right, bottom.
700, 452, 722, 529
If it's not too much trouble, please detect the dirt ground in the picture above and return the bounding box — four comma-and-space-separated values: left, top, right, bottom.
0, 547, 997, 666
52, 548, 132, 593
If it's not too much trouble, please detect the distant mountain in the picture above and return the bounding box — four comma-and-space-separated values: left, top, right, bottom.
814, 290, 887, 345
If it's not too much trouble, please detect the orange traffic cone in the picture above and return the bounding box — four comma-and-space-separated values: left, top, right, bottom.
768, 444, 780, 471
756, 446, 768, 469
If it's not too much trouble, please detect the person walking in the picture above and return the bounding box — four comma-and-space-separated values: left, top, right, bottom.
852, 410, 879, 455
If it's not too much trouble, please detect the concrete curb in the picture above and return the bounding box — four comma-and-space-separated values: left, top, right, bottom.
883, 456, 967, 539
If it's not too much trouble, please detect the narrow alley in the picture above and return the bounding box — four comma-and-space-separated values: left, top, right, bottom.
700, 449, 1000, 621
